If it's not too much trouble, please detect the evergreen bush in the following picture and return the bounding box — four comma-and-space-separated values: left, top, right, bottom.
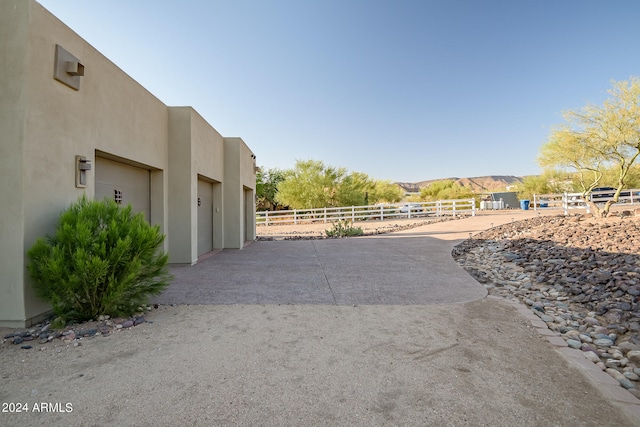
27, 196, 172, 323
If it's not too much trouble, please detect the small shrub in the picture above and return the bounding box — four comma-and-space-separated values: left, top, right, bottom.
325, 220, 363, 238
27, 196, 172, 323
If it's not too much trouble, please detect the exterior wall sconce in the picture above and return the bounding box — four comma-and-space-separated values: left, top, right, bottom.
65, 61, 85, 76
54, 44, 84, 90
75, 155, 92, 188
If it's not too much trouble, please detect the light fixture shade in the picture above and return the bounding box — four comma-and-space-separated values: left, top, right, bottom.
66, 61, 85, 76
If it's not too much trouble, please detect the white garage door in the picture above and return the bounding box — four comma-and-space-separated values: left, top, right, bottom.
95, 157, 150, 222
197, 179, 213, 256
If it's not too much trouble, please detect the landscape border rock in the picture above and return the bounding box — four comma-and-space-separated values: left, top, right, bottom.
1, 308, 155, 351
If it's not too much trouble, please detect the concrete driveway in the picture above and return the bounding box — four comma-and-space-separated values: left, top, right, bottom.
157, 211, 533, 306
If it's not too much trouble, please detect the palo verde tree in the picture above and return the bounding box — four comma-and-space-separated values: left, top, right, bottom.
334, 173, 405, 206
274, 159, 405, 209
539, 77, 640, 217
419, 179, 474, 201
275, 160, 347, 209
335, 171, 374, 206
370, 180, 404, 204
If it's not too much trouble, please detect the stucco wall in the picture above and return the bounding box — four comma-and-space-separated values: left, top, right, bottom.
239, 139, 257, 242
0, 0, 29, 326
1, 1, 171, 325
167, 108, 194, 264
223, 137, 256, 248
0, 0, 257, 326
191, 109, 225, 182
168, 107, 226, 263
189, 109, 225, 251
17, 2, 171, 322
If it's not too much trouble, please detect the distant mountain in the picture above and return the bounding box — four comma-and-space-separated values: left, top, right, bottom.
396, 175, 524, 194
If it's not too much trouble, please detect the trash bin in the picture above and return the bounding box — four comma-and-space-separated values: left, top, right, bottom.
520, 200, 530, 210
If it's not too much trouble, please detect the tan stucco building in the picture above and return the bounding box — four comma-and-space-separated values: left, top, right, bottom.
0, 0, 257, 327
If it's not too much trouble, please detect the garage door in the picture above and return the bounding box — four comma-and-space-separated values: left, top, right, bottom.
95, 157, 150, 222
197, 179, 213, 256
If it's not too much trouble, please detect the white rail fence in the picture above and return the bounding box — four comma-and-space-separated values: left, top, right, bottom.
533, 189, 640, 215
257, 199, 476, 226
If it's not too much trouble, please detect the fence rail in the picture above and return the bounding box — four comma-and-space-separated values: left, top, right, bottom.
533, 189, 640, 215
256, 199, 476, 226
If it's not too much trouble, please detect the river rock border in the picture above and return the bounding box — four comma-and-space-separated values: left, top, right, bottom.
2, 308, 156, 351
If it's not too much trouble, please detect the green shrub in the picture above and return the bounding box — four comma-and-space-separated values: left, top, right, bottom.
324, 220, 363, 238
27, 196, 172, 324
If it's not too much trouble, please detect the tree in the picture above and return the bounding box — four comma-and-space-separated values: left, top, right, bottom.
419, 180, 474, 201
369, 180, 404, 204
274, 159, 406, 209
539, 77, 640, 217
515, 172, 569, 201
335, 171, 374, 206
275, 160, 346, 209
256, 167, 285, 210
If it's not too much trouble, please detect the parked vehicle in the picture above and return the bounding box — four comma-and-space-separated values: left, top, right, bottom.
590, 187, 638, 201
590, 187, 616, 200
397, 203, 424, 214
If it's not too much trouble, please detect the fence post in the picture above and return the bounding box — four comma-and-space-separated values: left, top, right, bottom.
562, 193, 567, 216
324, 207, 327, 223
471, 199, 476, 217
452, 200, 456, 217
265, 211, 269, 226
294, 210, 297, 225
352, 206, 355, 222
533, 194, 537, 211
381, 205, 384, 220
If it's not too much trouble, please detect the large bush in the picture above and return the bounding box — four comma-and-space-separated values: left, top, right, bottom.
27, 196, 172, 323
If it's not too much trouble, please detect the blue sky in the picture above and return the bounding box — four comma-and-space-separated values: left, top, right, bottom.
38, 0, 640, 183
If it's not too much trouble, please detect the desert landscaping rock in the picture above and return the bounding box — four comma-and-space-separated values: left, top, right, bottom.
453, 213, 640, 394
1, 313, 149, 352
